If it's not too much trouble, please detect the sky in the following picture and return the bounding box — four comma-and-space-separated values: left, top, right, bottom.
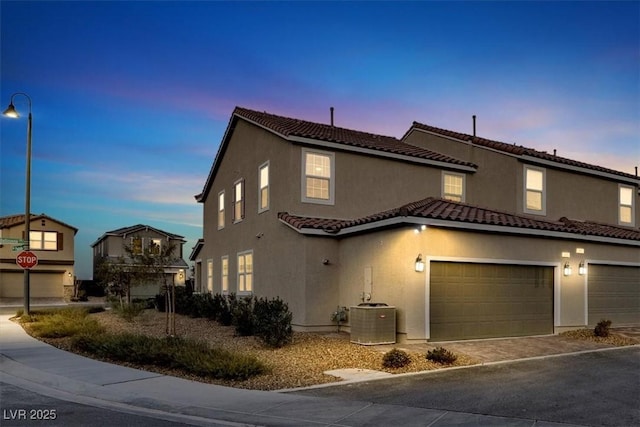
1, 1, 638, 280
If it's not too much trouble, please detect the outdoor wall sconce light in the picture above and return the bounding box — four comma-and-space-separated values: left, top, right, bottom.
563, 262, 572, 276
415, 254, 425, 272
579, 261, 587, 276
322, 258, 330, 265
67, 272, 72, 278
178, 269, 184, 280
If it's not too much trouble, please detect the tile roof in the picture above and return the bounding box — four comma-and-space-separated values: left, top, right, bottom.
278, 198, 640, 242
408, 122, 638, 180
92, 224, 185, 246
234, 107, 476, 168
0, 213, 78, 232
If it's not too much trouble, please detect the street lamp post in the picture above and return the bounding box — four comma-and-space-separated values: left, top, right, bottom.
3, 92, 33, 314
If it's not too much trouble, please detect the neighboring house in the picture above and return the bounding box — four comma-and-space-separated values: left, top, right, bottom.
194, 106, 640, 342
91, 224, 189, 299
0, 213, 77, 299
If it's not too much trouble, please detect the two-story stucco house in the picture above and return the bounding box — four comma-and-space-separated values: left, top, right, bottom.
91, 224, 189, 299
0, 213, 77, 299
193, 106, 640, 342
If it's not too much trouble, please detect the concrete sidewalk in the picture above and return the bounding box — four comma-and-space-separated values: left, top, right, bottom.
0, 314, 607, 427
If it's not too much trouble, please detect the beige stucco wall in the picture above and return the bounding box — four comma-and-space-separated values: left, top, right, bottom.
405, 129, 640, 226
336, 225, 639, 342
0, 217, 75, 298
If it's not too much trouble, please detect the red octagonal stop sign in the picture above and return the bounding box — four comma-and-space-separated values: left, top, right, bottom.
16, 250, 38, 269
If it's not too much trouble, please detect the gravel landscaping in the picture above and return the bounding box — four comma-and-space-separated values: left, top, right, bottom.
26, 308, 477, 390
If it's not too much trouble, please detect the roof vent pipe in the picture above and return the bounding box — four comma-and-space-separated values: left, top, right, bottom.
330, 107, 334, 127
636, 166, 638, 176
472, 115, 476, 136
553, 149, 557, 156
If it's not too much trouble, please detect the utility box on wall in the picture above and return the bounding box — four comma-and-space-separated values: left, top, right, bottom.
350, 303, 396, 345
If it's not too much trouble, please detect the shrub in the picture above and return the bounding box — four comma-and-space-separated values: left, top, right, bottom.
71, 333, 266, 380
254, 297, 293, 348
23, 307, 105, 338
594, 319, 612, 337
232, 296, 257, 336
382, 348, 411, 369
215, 293, 234, 326
426, 347, 457, 364
111, 300, 147, 322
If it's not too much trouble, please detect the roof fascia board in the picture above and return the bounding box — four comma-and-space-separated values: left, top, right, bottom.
520, 155, 640, 185
283, 215, 639, 246
289, 136, 477, 173
410, 128, 522, 161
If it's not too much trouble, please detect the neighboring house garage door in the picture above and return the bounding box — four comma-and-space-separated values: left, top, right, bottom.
588, 265, 640, 326
430, 262, 554, 341
0, 271, 64, 298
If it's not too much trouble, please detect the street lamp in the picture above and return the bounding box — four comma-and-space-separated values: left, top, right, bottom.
3, 92, 33, 314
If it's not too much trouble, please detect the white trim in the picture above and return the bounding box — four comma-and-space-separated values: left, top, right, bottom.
236, 250, 253, 295
441, 171, 466, 202
521, 155, 640, 186
582, 260, 640, 326
618, 184, 635, 227
424, 256, 559, 340
221, 255, 229, 294
301, 148, 335, 205
292, 135, 476, 173
523, 165, 546, 216
217, 190, 225, 230
258, 161, 270, 214
279, 215, 640, 247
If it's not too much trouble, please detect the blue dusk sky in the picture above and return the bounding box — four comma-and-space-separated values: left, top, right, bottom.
1, 1, 638, 280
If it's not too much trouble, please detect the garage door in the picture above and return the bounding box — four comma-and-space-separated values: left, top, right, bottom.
0, 271, 64, 298
588, 265, 640, 326
430, 262, 554, 341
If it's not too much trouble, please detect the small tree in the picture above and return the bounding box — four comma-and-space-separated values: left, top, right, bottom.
95, 256, 136, 307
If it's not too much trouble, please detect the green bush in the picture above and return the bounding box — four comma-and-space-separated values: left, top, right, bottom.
71, 333, 266, 380
426, 347, 457, 364
594, 319, 612, 337
215, 293, 234, 326
232, 296, 257, 336
254, 297, 293, 348
382, 348, 412, 369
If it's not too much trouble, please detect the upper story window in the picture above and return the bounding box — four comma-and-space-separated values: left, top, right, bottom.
302, 148, 335, 205
619, 185, 635, 226
442, 172, 465, 202
218, 191, 225, 229
131, 236, 143, 254
524, 166, 546, 215
221, 255, 229, 294
148, 238, 161, 255
237, 250, 253, 294
30, 231, 59, 251
233, 179, 245, 223
259, 161, 270, 213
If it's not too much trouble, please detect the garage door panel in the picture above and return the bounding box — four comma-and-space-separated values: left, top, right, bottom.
430, 262, 554, 341
588, 265, 639, 326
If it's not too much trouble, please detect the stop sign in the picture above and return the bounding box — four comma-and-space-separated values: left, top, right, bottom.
16, 250, 38, 269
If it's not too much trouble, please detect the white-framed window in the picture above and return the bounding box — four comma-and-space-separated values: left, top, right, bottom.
258, 161, 270, 213
524, 165, 546, 215
302, 148, 335, 205
442, 172, 465, 202
148, 238, 161, 255
130, 236, 143, 254
619, 184, 635, 226
29, 231, 58, 251
221, 255, 229, 294
207, 259, 214, 293
237, 250, 253, 294
233, 179, 245, 222
218, 190, 225, 229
